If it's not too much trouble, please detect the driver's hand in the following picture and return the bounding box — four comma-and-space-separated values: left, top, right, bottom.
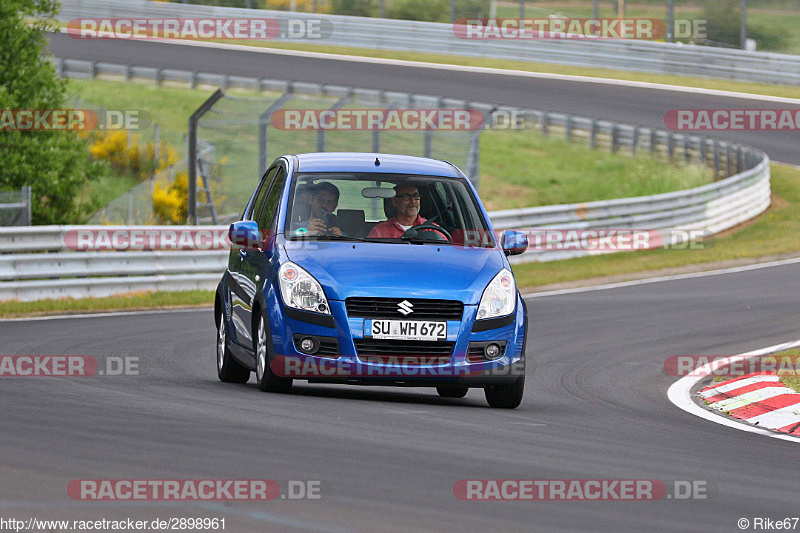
307, 218, 326, 236
328, 226, 343, 237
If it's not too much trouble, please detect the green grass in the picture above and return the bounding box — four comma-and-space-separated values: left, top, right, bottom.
0, 290, 214, 319
66, 80, 213, 149
512, 163, 800, 288
771, 348, 800, 392
478, 129, 711, 210
76, 172, 141, 222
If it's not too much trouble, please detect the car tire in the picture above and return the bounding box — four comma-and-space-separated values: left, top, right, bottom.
436, 384, 469, 398
216, 311, 250, 383
255, 313, 293, 393
484, 375, 525, 409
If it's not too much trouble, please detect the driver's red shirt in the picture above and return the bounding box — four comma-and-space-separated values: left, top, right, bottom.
367, 215, 428, 239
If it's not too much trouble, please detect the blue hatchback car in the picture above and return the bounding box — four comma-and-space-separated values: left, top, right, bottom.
215, 153, 529, 408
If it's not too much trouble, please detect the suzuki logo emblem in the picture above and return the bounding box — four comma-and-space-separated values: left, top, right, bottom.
397, 300, 414, 316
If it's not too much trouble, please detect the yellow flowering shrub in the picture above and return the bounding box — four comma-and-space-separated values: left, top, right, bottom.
89, 130, 179, 180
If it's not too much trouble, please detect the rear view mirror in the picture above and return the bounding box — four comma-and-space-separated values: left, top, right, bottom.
229, 220, 264, 251
362, 187, 396, 199
501, 230, 528, 256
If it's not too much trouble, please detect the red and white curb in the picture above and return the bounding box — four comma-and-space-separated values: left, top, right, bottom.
699, 373, 800, 435
668, 339, 800, 442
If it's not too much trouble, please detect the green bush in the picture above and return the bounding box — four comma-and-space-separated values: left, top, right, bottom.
701, 0, 787, 50
387, 0, 445, 21
0, 0, 104, 224
330, 0, 376, 16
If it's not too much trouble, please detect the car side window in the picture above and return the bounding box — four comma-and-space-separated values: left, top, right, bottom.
248, 166, 279, 220
256, 167, 287, 230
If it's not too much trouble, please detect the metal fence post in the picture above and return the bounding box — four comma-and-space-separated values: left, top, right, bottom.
154, 123, 160, 165
683, 136, 690, 163
726, 144, 734, 175
565, 115, 573, 141
590, 119, 597, 149
650, 129, 657, 156
737, 147, 743, 173
188, 89, 224, 225
668, 133, 675, 161
611, 124, 618, 153
128, 190, 134, 225
372, 129, 380, 152
631, 126, 639, 156
541, 111, 549, 136
24, 186, 31, 226
258, 89, 294, 178
700, 138, 707, 166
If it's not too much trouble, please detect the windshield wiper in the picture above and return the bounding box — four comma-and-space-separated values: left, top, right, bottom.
293, 235, 364, 242
399, 236, 453, 245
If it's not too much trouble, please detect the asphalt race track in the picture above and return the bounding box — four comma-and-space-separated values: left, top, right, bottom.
3, 264, 800, 531
2, 35, 796, 531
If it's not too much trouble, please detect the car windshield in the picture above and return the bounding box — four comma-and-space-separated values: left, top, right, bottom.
284, 173, 495, 247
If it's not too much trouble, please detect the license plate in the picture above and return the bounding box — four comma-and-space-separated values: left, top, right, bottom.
364, 319, 446, 341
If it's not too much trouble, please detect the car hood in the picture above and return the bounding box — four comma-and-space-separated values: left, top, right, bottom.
284, 242, 507, 304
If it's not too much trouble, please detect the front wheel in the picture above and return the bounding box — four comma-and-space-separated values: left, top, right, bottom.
216, 311, 250, 383
484, 376, 524, 409
255, 314, 293, 393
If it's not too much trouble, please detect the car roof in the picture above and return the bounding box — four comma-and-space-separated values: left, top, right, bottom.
293, 153, 461, 177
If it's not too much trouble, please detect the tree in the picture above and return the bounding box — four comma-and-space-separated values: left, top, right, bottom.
0, 0, 103, 224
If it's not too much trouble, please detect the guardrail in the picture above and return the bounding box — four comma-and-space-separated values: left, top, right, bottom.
57, 0, 800, 86
0, 226, 228, 301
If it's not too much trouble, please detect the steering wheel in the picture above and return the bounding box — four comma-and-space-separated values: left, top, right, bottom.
401, 223, 451, 242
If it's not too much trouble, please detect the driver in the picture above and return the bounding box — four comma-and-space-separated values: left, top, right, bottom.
368, 184, 434, 239
294, 182, 344, 237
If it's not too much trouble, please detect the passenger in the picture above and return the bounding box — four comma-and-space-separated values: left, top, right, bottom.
295, 182, 343, 237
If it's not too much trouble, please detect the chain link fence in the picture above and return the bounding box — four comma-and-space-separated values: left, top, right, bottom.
0, 187, 32, 226
189, 84, 477, 223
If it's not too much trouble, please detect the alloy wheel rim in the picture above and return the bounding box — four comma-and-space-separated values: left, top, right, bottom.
257, 317, 266, 380
217, 313, 225, 370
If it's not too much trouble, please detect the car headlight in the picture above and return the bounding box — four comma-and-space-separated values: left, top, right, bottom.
477, 268, 515, 320
278, 262, 331, 315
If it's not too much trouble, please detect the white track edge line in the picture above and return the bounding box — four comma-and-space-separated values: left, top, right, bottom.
0, 307, 211, 322
522, 256, 800, 299
667, 339, 800, 442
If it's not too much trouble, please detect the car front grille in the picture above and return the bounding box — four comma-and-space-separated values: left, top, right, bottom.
346, 298, 463, 320
354, 339, 454, 365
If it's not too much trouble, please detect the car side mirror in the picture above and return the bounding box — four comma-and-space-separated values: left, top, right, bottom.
501, 230, 528, 256
229, 220, 270, 251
